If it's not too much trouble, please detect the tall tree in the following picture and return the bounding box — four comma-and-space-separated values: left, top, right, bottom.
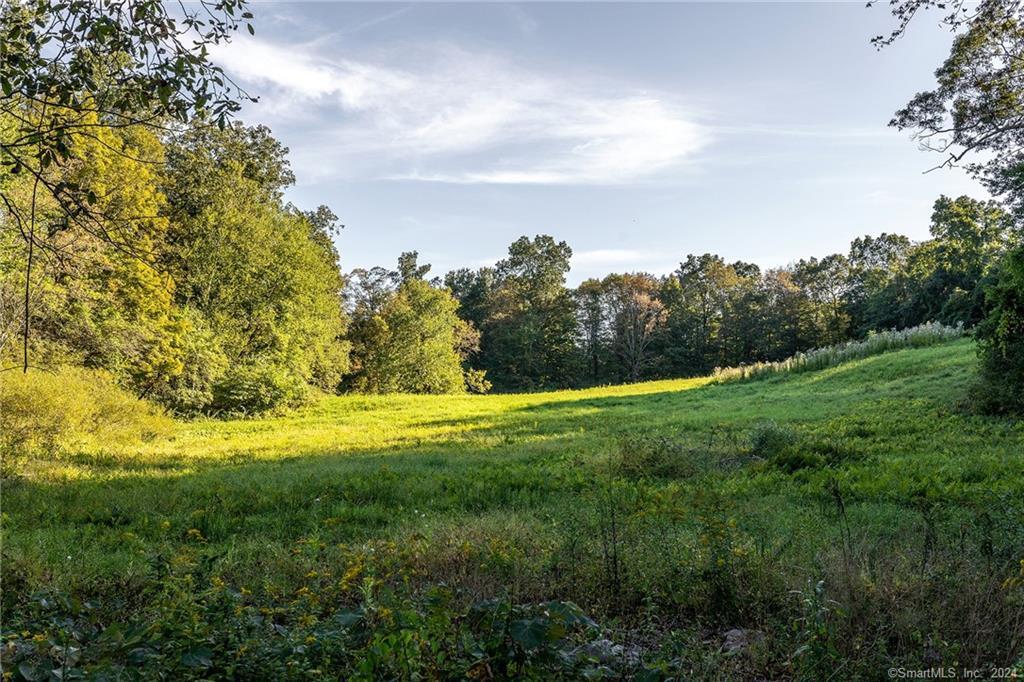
794, 254, 851, 346
719, 261, 762, 366
909, 196, 1015, 325
575, 278, 610, 383
846, 233, 913, 334
1, 0, 253, 370
347, 256, 484, 394
880, 1, 1024, 215
482, 235, 580, 390
395, 251, 433, 285
157, 121, 349, 412
445, 267, 496, 333
757, 268, 810, 361
603, 273, 666, 382
877, 0, 1024, 412
660, 254, 736, 375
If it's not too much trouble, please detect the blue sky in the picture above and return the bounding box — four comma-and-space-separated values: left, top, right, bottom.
214, 2, 985, 283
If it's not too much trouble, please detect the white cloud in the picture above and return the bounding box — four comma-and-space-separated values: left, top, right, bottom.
713, 124, 894, 141
212, 38, 710, 185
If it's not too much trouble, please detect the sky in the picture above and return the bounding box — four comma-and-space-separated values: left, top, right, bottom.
212, 1, 987, 284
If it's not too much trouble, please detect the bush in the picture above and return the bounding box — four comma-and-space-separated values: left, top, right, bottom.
464, 367, 492, 394
617, 429, 750, 479
617, 433, 696, 479
974, 246, 1024, 414
749, 421, 797, 459
0, 367, 171, 477
210, 361, 309, 415
146, 311, 317, 416
4, 571, 608, 680
149, 309, 230, 415
748, 422, 828, 473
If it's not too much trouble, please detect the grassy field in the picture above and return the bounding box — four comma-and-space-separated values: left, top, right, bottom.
4, 338, 1024, 679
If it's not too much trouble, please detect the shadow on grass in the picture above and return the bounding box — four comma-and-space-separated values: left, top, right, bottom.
3, 341, 991, 555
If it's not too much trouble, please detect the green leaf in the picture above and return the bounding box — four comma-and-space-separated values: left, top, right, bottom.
543, 600, 595, 628
510, 618, 549, 651
181, 646, 214, 669
18, 663, 45, 682
634, 669, 663, 682
334, 609, 363, 629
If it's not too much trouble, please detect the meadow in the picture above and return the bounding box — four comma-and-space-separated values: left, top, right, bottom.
3, 338, 1024, 679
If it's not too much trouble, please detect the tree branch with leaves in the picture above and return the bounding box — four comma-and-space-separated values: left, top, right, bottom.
1, 0, 255, 370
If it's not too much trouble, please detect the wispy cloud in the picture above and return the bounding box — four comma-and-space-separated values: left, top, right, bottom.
503, 5, 539, 39
213, 37, 710, 185
337, 6, 415, 36
714, 124, 894, 141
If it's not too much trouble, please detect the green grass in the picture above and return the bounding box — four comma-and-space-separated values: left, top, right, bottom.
4, 338, 1024, 678
712, 320, 966, 382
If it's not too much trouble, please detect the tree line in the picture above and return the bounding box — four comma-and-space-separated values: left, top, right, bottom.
443, 197, 1016, 391
1, 108, 1019, 413
3, 0, 1024, 415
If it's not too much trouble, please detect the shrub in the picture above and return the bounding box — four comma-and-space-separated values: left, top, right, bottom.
714, 322, 966, 383
4, 572, 608, 680
149, 309, 230, 415
749, 421, 797, 459
0, 367, 171, 476
617, 433, 699, 479
748, 422, 829, 473
772, 449, 825, 474
210, 361, 309, 415
974, 245, 1024, 414
617, 429, 751, 479
464, 367, 492, 394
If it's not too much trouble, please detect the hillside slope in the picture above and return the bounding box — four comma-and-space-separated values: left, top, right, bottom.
4, 338, 1023, 678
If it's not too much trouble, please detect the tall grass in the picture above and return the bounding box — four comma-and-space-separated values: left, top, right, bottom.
0, 367, 172, 477
713, 321, 967, 383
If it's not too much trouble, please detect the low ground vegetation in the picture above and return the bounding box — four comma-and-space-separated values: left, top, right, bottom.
0, 367, 170, 478
3, 340, 1023, 679
713, 321, 966, 383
